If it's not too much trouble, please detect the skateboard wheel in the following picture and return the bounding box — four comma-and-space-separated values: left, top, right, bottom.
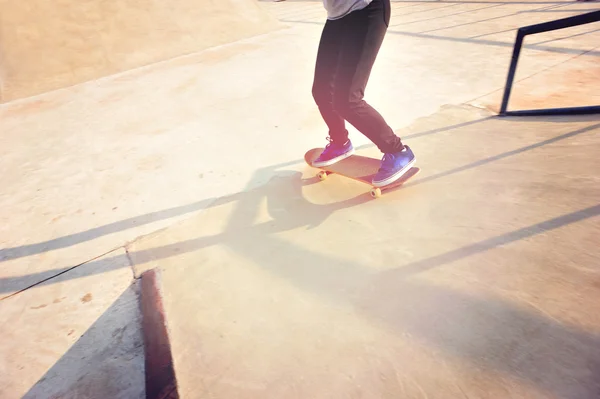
317, 171, 328, 181
370, 188, 382, 199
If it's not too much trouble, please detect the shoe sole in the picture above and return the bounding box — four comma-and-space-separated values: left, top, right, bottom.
372, 158, 416, 188
311, 148, 355, 168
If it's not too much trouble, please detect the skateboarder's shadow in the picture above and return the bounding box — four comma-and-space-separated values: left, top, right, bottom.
125, 169, 379, 272
227, 170, 374, 234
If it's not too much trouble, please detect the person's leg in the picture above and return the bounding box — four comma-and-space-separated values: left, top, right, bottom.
332, 0, 402, 154
311, 18, 355, 167
332, 0, 415, 186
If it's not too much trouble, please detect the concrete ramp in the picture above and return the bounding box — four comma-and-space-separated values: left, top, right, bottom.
0, 0, 282, 103
130, 105, 600, 398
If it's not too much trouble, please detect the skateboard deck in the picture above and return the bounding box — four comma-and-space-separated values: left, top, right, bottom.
304, 148, 420, 198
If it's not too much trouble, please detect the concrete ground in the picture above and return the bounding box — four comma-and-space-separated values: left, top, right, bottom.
1, 0, 599, 398
0, 0, 283, 102
130, 107, 600, 398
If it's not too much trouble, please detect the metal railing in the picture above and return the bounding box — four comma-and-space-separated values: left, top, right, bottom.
499, 10, 600, 116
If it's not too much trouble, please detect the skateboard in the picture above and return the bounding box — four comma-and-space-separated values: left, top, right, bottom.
304, 148, 420, 199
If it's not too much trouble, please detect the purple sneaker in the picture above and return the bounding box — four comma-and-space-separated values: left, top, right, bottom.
372, 145, 416, 187
312, 138, 355, 167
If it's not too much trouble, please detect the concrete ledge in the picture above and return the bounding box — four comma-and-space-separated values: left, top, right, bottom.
127, 106, 600, 398
140, 269, 179, 399
0, 0, 283, 102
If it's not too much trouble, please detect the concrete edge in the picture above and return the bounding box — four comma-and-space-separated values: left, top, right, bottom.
140, 268, 179, 399
0, 12, 288, 106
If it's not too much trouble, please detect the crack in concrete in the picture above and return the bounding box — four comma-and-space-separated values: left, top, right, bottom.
0, 246, 125, 301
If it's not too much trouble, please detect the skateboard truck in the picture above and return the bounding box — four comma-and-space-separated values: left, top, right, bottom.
316, 170, 385, 198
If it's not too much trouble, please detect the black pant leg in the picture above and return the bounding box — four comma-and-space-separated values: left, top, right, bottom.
332, 0, 404, 154
312, 19, 349, 144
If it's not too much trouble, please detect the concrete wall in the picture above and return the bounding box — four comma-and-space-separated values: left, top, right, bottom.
0, 0, 282, 103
